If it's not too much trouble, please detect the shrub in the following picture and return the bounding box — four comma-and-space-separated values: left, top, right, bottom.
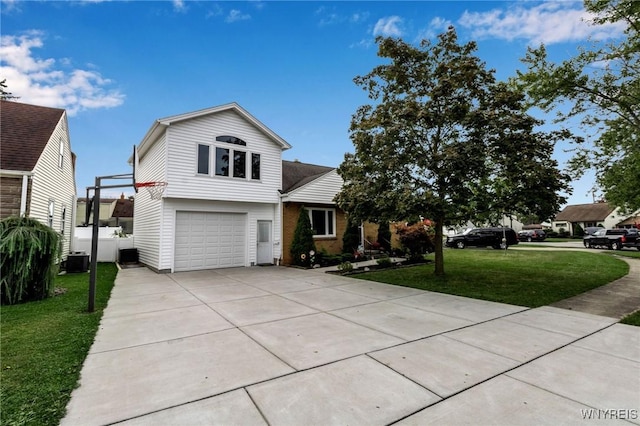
376, 257, 393, 268
342, 218, 360, 254
574, 223, 585, 237
337, 261, 353, 272
1, 216, 61, 305
290, 207, 316, 267
394, 222, 435, 256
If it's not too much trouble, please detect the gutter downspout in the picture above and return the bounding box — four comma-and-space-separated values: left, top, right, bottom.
20, 175, 29, 216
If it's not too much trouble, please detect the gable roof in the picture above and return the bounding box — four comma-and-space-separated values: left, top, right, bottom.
111, 198, 134, 218
1, 100, 66, 171
137, 102, 291, 157
281, 160, 334, 193
554, 202, 615, 222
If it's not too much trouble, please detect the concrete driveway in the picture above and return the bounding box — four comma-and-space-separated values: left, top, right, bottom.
62, 266, 640, 425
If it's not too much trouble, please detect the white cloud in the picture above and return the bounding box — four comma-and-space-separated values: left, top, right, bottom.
349, 38, 374, 49
458, 2, 626, 45
0, 32, 124, 115
1, 0, 21, 13
225, 9, 251, 23
172, 0, 187, 13
373, 16, 404, 37
416, 16, 452, 41
350, 12, 369, 24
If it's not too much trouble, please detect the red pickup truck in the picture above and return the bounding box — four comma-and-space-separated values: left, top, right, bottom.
583, 228, 640, 250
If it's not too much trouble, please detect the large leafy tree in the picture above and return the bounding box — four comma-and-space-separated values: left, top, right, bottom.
516, 0, 639, 212
336, 27, 571, 276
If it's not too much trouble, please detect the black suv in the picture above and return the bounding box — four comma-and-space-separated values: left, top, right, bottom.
518, 229, 546, 242
446, 227, 519, 249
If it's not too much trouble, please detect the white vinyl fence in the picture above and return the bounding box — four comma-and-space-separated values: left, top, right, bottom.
73, 227, 135, 262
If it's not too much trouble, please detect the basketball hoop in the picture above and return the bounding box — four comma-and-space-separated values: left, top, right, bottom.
135, 181, 167, 200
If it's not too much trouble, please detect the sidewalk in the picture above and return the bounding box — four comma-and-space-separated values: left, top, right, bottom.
551, 256, 640, 318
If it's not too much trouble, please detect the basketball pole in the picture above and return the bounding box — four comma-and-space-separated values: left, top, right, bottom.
86, 173, 133, 313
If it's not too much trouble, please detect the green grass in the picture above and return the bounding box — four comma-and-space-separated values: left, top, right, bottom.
1, 263, 118, 426
621, 310, 640, 326
354, 249, 629, 307
609, 250, 640, 259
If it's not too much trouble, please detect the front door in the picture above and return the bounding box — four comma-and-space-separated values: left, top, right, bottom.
257, 220, 272, 265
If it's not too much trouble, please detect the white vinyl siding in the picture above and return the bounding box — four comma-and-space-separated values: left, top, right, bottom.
282, 169, 342, 204
164, 109, 282, 203
135, 104, 287, 272
133, 134, 167, 271
29, 113, 76, 259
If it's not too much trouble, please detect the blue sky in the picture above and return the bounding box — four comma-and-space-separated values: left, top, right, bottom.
1, 1, 625, 205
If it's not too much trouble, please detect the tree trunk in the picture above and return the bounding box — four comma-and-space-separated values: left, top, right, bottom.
433, 216, 445, 276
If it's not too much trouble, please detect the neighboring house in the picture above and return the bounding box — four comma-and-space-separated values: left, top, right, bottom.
76, 194, 134, 233
280, 160, 346, 265
133, 103, 291, 273
0, 100, 77, 259
76, 197, 118, 226
616, 215, 640, 229
108, 194, 134, 234
552, 202, 619, 235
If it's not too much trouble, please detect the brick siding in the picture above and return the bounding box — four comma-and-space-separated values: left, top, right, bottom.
281, 202, 347, 265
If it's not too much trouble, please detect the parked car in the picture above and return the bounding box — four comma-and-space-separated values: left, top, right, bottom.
584, 226, 602, 236
583, 228, 640, 250
445, 227, 519, 249
518, 230, 546, 242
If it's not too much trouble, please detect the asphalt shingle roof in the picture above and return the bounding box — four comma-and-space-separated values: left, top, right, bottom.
554, 202, 615, 222
281, 160, 334, 193
1, 100, 65, 171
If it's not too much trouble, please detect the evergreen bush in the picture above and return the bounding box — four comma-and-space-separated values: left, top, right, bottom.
1, 216, 61, 305
342, 218, 360, 254
290, 207, 316, 267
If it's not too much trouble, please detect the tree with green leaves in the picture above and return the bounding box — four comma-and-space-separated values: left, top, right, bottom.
336, 27, 571, 276
516, 0, 639, 212
290, 207, 316, 267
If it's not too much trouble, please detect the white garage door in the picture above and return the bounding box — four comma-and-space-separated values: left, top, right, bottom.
174, 212, 246, 272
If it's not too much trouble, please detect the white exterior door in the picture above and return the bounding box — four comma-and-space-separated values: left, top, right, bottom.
256, 220, 272, 265
174, 211, 246, 271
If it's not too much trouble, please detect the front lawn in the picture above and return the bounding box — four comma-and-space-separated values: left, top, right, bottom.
354, 249, 628, 307
0, 263, 118, 426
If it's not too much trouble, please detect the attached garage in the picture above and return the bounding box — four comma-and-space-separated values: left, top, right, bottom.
174, 211, 247, 272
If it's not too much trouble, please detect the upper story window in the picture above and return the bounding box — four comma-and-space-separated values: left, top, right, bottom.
197, 136, 260, 180
233, 151, 246, 178
58, 138, 64, 169
216, 135, 246, 146
197, 144, 210, 175
309, 208, 335, 238
251, 153, 260, 180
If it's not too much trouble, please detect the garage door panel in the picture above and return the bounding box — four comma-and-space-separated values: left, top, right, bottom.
174, 212, 246, 272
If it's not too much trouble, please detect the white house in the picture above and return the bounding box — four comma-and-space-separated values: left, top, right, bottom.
0, 100, 77, 259
133, 103, 291, 273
